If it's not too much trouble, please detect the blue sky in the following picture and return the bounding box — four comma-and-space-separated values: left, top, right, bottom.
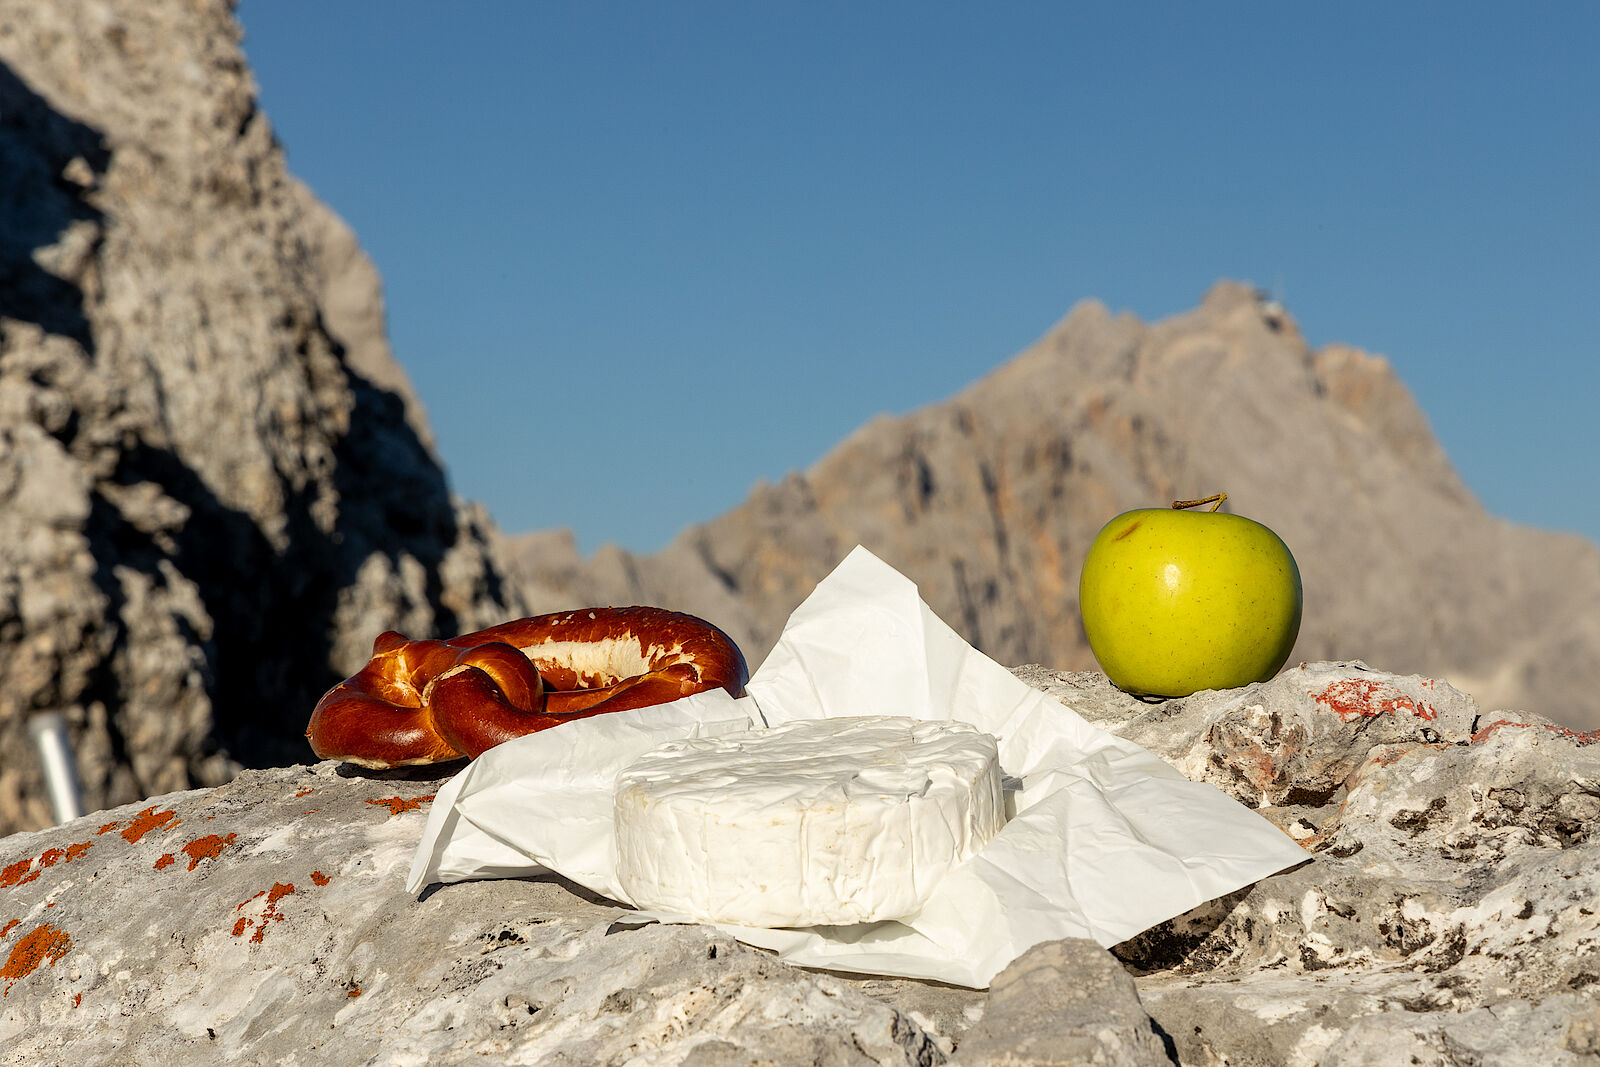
237, 3, 1598, 554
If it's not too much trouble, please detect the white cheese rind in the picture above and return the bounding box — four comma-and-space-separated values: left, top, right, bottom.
613, 716, 1005, 927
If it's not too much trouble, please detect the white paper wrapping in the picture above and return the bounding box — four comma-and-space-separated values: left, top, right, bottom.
406, 546, 1309, 988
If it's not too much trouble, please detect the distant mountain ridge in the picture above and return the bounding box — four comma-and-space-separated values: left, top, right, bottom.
502, 282, 1600, 730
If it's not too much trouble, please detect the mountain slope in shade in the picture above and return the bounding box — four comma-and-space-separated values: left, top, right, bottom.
503, 282, 1600, 730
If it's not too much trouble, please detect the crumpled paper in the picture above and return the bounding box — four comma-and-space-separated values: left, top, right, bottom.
407, 546, 1308, 988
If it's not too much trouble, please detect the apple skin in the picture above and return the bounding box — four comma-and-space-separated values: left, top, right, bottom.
1078, 506, 1302, 698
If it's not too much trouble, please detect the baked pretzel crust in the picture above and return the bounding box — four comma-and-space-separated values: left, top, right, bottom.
306, 606, 749, 768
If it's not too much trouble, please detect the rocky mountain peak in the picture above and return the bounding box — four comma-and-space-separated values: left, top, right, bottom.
0, 0, 521, 834
508, 283, 1600, 731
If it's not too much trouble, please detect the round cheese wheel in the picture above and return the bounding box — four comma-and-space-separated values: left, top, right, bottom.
614, 716, 1005, 927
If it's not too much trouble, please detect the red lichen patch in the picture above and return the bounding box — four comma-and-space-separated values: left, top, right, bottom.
1312, 678, 1437, 723
311, 870, 330, 887
1, 840, 96, 889
232, 882, 296, 945
181, 833, 236, 871
346, 984, 362, 998
119, 806, 181, 844
95, 822, 118, 836
1, 920, 18, 938
0, 857, 37, 889
153, 853, 176, 870
73, 992, 82, 1007
1471, 719, 1600, 746
295, 788, 315, 798
2, 923, 71, 996
366, 795, 434, 817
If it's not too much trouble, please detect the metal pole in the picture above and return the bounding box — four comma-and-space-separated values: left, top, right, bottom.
28, 712, 85, 825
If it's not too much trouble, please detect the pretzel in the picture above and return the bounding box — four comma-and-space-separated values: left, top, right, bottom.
306, 607, 749, 768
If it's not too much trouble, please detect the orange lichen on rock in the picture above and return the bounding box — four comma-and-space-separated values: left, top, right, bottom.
1471, 719, 1600, 745
1, 920, 18, 938
232, 882, 297, 945
366, 795, 435, 817
311, 870, 330, 886
153, 854, 176, 870
2, 923, 72, 996
119, 806, 181, 843
1312, 678, 1437, 723
182, 833, 236, 871
0, 857, 37, 889
295, 787, 315, 798
1, 841, 96, 888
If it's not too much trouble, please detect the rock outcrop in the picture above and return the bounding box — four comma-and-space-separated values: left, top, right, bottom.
2, 662, 1595, 1065
0, 0, 519, 834
507, 284, 1600, 731
0, 763, 971, 1064
1020, 661, 1600, 1065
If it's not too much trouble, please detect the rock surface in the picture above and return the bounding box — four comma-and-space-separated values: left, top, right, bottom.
2, 662, 1595, 1065
1022, 662, 1600, 1066
0, 0, 519, 833
0, 763, 967, 1065
951, 939, 1172, 1066
507, 284, 1600, 732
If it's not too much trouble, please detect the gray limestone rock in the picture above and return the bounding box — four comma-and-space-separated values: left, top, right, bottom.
0, 0, 519, 834
1018, 662, 1600, 1067
0, 763, 955, 1065
1018, 661, 1482, 811
954, 939, 1173, 1066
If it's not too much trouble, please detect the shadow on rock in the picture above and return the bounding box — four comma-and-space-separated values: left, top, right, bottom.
0, 60, 108, 351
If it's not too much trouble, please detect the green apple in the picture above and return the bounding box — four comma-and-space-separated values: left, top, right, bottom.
1078, 493, 1302, 698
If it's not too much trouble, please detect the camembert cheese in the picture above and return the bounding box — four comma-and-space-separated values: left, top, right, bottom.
614, 716, 1005, 927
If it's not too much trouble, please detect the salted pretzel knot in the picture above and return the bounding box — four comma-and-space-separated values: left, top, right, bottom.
306, 606, 749, 768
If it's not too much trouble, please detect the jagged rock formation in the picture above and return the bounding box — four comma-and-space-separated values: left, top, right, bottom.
2, 662, 1595, 1064
507, 283, 1600, 730
0, 0, 519, 834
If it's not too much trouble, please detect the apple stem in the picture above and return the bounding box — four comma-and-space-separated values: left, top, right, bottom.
1172, 492, 1228, 513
